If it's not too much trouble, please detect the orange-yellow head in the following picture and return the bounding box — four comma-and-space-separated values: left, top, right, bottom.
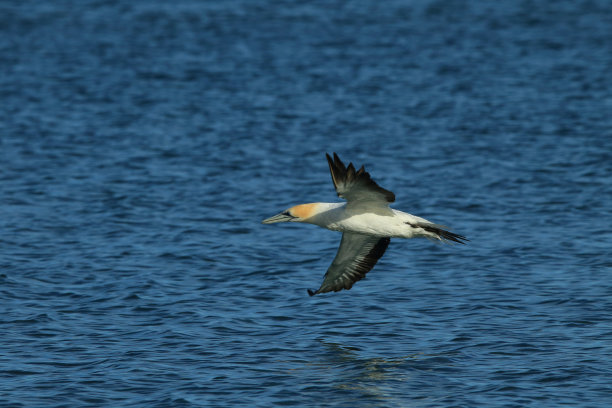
262, 203, 318, 224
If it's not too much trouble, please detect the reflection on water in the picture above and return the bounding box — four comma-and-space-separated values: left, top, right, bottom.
300, 340, 450, 407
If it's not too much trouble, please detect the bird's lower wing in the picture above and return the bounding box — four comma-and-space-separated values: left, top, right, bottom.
308, 233, 390, 296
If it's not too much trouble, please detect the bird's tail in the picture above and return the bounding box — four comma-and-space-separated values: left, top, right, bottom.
408, 222, 468, 244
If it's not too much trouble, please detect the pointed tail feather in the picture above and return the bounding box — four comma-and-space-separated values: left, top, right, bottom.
421, 224, 468, 244
406, 222, 468, 244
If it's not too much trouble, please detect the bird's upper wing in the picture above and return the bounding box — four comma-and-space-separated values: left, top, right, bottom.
327, 152, 395, 205
308, 232, 390, 296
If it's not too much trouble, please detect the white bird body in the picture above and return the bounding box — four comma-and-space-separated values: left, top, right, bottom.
298, 202, 439, 239
262, 153, 466, 296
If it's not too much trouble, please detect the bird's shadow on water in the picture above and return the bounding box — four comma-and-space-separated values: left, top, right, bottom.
296, 339, 455, 407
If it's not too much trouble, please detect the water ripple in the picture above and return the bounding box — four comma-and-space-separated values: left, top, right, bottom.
2, 0, 612, 407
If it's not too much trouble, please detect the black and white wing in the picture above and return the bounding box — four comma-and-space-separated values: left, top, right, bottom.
308, 232, 390, 296
326, 152, 395, 204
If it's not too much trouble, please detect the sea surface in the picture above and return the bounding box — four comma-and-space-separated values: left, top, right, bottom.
1, 1, 611, 407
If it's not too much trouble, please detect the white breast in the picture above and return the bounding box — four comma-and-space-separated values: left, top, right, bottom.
309, 203, 415, 238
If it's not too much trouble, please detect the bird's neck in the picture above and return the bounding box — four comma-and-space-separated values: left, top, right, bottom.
301, 202, 345, 225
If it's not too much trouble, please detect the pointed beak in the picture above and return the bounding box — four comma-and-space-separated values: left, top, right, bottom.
262, 212, 295, 224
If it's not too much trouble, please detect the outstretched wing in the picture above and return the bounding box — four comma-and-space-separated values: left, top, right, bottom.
308, 233, 391, 296
326, 152, 395, 204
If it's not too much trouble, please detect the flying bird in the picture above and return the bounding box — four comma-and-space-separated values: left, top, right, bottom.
262, 153, 467, 296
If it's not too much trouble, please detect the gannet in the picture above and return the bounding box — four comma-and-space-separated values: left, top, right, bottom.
262, 153, 467, 296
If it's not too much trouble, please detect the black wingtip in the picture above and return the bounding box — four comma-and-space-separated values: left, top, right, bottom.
332, 152, 345, 168
326, 152, 339, 164
307, 289, 317, 297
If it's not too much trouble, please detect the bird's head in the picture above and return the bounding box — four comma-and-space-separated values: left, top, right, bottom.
262, 203, 317, 224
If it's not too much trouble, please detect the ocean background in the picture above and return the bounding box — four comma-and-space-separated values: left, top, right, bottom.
1, 0, 611, 406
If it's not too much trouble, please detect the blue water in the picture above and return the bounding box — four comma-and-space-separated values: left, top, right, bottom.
2, 0, 611, 406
